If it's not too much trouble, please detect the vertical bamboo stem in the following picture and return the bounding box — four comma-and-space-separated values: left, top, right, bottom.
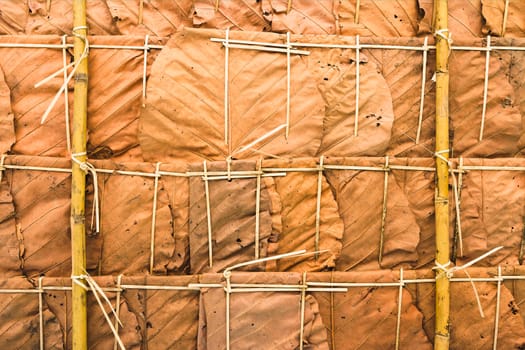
434, 1, 450, 349
71, 1, 88, 349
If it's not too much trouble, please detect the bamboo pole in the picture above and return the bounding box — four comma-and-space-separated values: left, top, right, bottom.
71, 1, 88, 349
434, 0, 450, 349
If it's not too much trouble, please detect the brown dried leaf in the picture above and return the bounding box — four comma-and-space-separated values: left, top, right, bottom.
458, 158, 525, 265
44, 276, 142, 349
5, 156, 71, 277
317, 44, 394, 156
325, 157, 420, 271
193, 0, 270, 31
122, 276, 199, 349
0, 176, 19, 277
482, 0, 525, 37
262, 0, 337, 34
0, 277, 63, 349
337, 0, 420, 37
409, 268, 525, 349
94, 161, 175, 275
106, 0, 193, 36
0, 61, 15, 155
26, 0, 118, 35
418, 0, 484, 37
264, 158, 344, 272
198, 273, 329, 349
310, 271, 432, 349
188, 160, 276, 273
139, 28, 324, 162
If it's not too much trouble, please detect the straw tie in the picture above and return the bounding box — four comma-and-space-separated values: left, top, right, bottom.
71, 152, 100, 234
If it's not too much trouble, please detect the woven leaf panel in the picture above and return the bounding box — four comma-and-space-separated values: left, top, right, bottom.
482, 0, 525, 37
337, 0, 421, 37
262, 0, 337, 34
0, 36, 70, 157
0, 36, 163, 161
310, 271, 432, 349
123, 276, 199, 349
193, 0, 270, 31
418, 0, 484, 37
0, 277, 63, 349
43, 276, 142, 349
264, 158, 344, 272
107, 0, 193, 36
325, 158, 420, 271
409, 268, 525, 349
140, 28, 324, 162
365, 37, 523, 158
457, 158, 525, 266
198, 273, 329, 349
4, 157, 72, 277
188, 160, 277, 273
92, 160, 181, 275
316, 44, 394, 156
87, 36, 165, 161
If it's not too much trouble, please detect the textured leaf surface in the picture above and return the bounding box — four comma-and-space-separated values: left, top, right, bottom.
188, 160, 276, 273
316, 41, 394, 156
337, 0, 420, 37
482, 0, 525, 37
198, 273, 329, 350
194, 0, 270, 31
262, 0, 337, 34
264, 158, 344, 272
409, 268, 525, 349
0, 36, 163, 160
107, 0, 193, 36
92, 160, 178, 275
123, 275, 199, 349
5, 156, 72, 277
140, 28, 324, 162
0, 175, 19, 277
0, 59, 15, 154
310, 271, 432, 350
0, 277, 63, 349
457, 158, 525, 266
325, 157, 420, 271
87, 36, 165, 161
0, 0, 118, 35
418, 0, 484, 37
364, 37, 523, 158
44, 276, 142, 349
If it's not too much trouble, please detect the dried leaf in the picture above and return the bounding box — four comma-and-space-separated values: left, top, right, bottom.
106, 0, 193, 36
262, 0, 337, 34
264, 158, 344, 272
198, 273, 329, 349
482, 0, 525, 37
123, 276, 199, 349
139, 28, 324, 162
337, 0, 420, 37
193, 0, 270, 31
188, 160, 276, 273
325, 157, 420, 271
310, 271, 432, 349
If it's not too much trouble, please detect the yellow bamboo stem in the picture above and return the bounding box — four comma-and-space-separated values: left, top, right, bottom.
71, 1, 88, 349
434, 1, 450, 350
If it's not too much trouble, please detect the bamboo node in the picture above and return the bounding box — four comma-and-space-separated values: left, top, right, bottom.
71, 152, 100, 234
434, 28, 453, 49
